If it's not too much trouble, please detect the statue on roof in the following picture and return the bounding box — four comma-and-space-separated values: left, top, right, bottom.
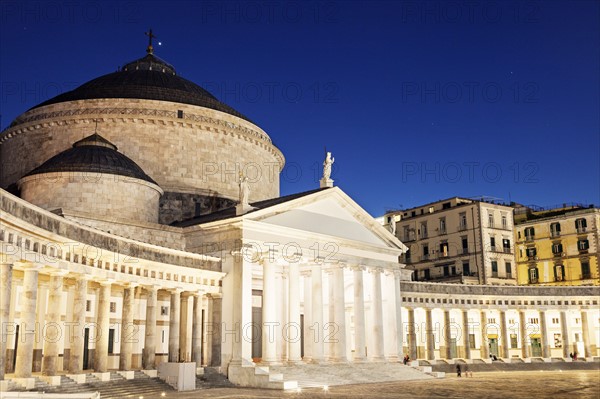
323, 151, 334, 181
239, 173, 250, 207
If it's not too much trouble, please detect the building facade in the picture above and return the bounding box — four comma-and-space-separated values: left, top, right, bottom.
386, 198, 517, 285
515, 206, 599, 286
0, 43, 598, 393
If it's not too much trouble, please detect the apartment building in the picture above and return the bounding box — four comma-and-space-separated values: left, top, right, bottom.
386, 197, 517, 285
514, 205, 599, 286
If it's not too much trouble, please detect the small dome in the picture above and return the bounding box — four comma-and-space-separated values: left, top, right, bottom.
25, 133, 158, 185
31, 53, 252, 122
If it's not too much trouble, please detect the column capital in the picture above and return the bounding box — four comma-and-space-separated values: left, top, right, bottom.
368, 266, 384, 274
348, 265, 366, 272
168, 287, 183, 294
143, 284, 161, 293
206, 293, 222, 299
14, 261, 42, 271
47, 269, 69, 277
300, 269, 312, 277
98, 279, 115, 286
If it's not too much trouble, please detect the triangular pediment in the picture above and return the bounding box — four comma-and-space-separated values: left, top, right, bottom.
247, 188, 405, 250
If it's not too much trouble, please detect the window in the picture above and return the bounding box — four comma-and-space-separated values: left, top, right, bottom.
526, 247, 537, 258
575, 218, 587, 233
108, 329, 115, 354
488, 318, 496, 324
469, 334, 476, 349
505, 262, 512, 277
442, 202, 451, 209
528, 318, 539, 324
420, 222, 428, 238
177, 110, 184, 118
491, 261, 498, 277
110, 302, 117, 313
490, 237, 496, 251
581, 262, 591, 279
423, 269, 431, 280
459, 212, 467, 230
439, 217, 446, 234
524, 227, 535, 240
510, 334, 518, 349
161, 306, 169, 316
554, 264, 564, 281
501, 215, 507, 229
86, 300, 91, 312
502, 239, 511, 253
403, 226, 411, 241
552, 318, 559, 324
463, 262, 470, 276
552, 243, 563, 255
429, 206, 435, 213
439, 241, 448, 257
405, 248, 411, 262
577, 239, 589, 251
462, 237, 469, 254
528, 267, 539, 283
550, 222, 561, 237
488, 213, 494, 228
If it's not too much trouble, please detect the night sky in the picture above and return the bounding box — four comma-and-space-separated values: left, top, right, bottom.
1, 0, 598, 216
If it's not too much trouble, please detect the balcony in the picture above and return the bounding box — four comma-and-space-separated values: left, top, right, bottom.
581, 273, 592, 280
421, 254, 430, 261
491, 272, 499, 278
525, 235, 535, 242
458, 224, 468, 231
576, 227, 587, 234
503, 247, 512, 254
462, 248, 469, 255
527, 255, 538, 261
490, 246, 497, 252
550, 231, 561, 238
529, 278, 539, 284
420, 232, 428, 239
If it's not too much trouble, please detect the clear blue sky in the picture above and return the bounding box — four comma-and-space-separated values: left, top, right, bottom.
1, 0, 598, 216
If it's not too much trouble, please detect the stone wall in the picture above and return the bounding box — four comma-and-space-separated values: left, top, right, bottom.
0, 98, 285, 223
19, 172, 162, 224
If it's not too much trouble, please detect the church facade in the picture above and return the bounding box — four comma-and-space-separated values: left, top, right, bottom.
0, 42, 598, 390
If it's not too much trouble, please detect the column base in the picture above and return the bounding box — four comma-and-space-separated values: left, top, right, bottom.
39, 375, 62, 386
92, 372, 111, 382
117, 370, 135, 380
66, 374, 87, 384
142, 369, 158, 378
369, 356, 387, 363
259, 360, 282, 366
352, 356, 368, 363
12, 378, 36, 390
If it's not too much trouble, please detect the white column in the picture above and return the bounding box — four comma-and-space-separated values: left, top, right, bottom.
301, 270, 312, 362
560, 310, 570, 358
463, 310, 471, 360
581, 310, 593, 358
500, 310, 509, 359
276, 271, 288, 362
332, 265, 347, 362
0, 263, 13, 380
168, 289, 182, 362
311, 264, 324, 363
179, 293, 191, 362
120, 284, 136, 370
519, 310, 530, 359
393, 271, 404, 360
352, 267, 366, 361
142, 285, 159, 369
540, 310, 550, 358
192, 292, 204, 365
95, 281, 112, 372
69, 276, 88, 373
287, 262, 302, 364
425, 308, 435, 361
369, 268, 385, 361
444, 309, 452, 359
408, 308, 417, 360
480, 310, 489, 359
261, 258, 278, 364
15, 265, 39, 378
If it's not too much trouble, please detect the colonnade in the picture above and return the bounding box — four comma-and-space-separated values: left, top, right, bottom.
0, 262, 208, 380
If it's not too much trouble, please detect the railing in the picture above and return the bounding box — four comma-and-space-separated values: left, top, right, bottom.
550, 231, 561, 238
421, 232, 428, 239
421, 254, 429, 261
525, 235, 535, 242
492, 272, 499, 278
462, 248, 469, 255
458, 224, 468, 231
503, 247, 511, 254
529, 278, 539, 284
581, 273, 592, 280
490, 246, 497, 252
577, 227, 587, 234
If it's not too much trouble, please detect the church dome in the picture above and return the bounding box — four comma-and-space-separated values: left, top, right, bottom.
32, 53, 251, 122
25, 133, 158, 185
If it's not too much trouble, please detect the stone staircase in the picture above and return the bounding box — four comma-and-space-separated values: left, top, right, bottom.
2, 372, 174, 399
269, 362, 436, 388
